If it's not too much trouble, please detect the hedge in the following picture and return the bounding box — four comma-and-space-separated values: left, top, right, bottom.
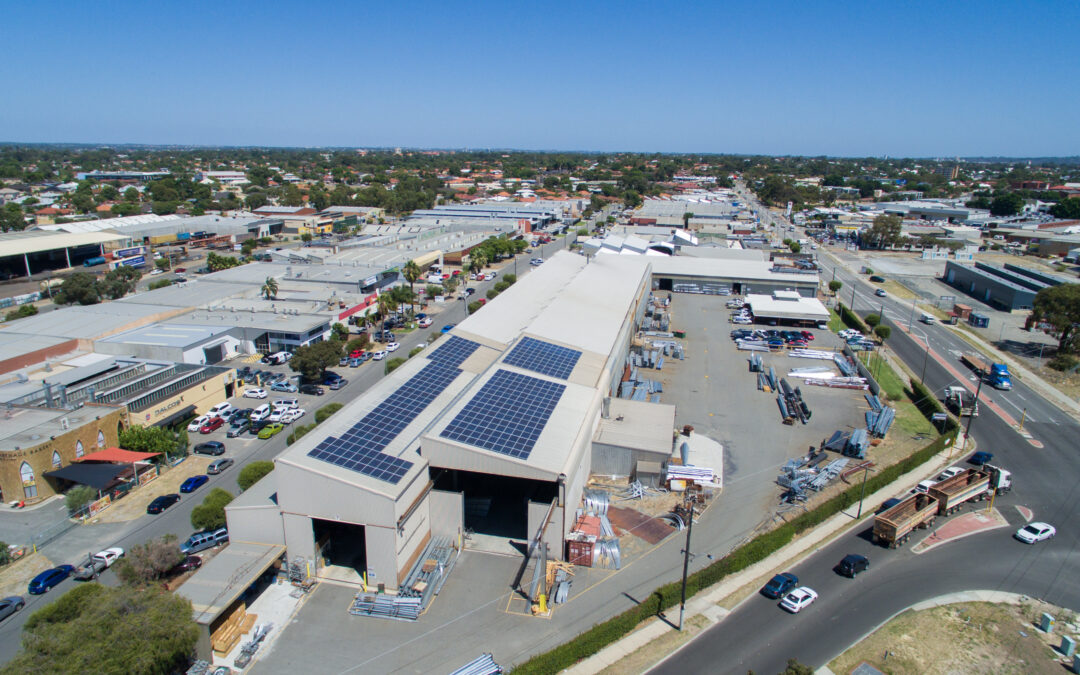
513, 426, 958, 674
907, 378, 959, 434
836, 302, 870, 334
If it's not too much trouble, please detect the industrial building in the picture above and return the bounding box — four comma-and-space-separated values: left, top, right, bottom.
0, 230, 128, 278
631, 198, 742, 229
225, 252, 675, 595
746, 291, 830, 325
943, 261, 1068, 311
650, 257, 819, 297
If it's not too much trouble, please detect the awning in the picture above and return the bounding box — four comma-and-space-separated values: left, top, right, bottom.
179, 542, 286, 625
152, 404, 197, 428
77, 447, 161, 463
43, 463, 126, 490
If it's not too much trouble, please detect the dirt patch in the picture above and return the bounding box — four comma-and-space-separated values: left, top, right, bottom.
0, 552, 55, 599
830, 600, 1076, 675
87, 456, 215, 525
596, 613, 709, 675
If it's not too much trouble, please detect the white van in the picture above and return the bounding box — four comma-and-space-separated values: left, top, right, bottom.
250, 404, 271, 422
266, 351, 292, 365
272, 398, 299, 411
920, 313, 936, 325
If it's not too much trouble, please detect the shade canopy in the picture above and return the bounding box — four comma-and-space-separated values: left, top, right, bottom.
43, 463, 127, 490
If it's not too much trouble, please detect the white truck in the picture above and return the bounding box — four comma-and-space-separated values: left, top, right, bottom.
945, 385, 978, 417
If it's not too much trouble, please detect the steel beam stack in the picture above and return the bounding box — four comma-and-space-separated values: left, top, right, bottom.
450, 654, 503, 675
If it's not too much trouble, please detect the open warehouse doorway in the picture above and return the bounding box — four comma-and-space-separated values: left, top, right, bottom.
313, 518, 367, 585
433, 469, 556, 552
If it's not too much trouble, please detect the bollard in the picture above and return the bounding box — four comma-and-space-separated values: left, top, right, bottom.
1062, 635, 1077, 659
1041, 612, 1056, 633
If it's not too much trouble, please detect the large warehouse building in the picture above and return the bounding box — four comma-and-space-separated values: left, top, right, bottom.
228, 252, 678, 590
943, 260, 1067, 311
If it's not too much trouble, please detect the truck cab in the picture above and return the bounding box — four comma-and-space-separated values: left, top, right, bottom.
988, 363, 1012, 390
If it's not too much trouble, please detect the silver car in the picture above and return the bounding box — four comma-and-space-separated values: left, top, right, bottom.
206, 458, 235, 475
0, 596, 24, 622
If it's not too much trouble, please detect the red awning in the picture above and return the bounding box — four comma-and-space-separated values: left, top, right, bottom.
76, 447, 160, 463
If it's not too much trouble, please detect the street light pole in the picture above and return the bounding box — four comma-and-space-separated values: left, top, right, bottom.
920, 336, 931, 385
678, 496, 695, 631
856, 465, 871, 519
908, 298, 917, 331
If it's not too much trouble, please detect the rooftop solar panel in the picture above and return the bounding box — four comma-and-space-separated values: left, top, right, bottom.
440, 369, 565, 460
503, 336, 581, 380
427, 335, 481, 368
307, 362, 461, 484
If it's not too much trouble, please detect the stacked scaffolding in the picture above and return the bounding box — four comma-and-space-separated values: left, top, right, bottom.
778, 453, 850, 502
349, 536, 457, 622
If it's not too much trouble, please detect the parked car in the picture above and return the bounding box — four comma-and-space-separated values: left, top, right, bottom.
180, 475, 210, 493
180, 528, 230, 555
299, 384, 324, 396
193, 441, 225, 456
28, 566, 76, 595
0, 596, 24, 622
168, 555, 203, 575
249, 404, 272, 421
227, 419, 251, 438
463, 288, 475, 296
339, 355, 350, 366
837, 553, 870, 577
199, 417, 225, 434
187, 415, 210, 433
372, 350, 387, 361
418, 317, 433, 328
272, 398, 299, 411
761, 573, 799, 599
243, 388, 268, 399
207, 458, 235, 474
280, 408, 306, 424
146, 494, 181, 514
270, 380, 298, 393
1015, 522, 1056, 544
441, 324, 455, 334
385, 341, 400, 352
258, 423, 284, 439
207, 402, 234, 418
778, 587, 818, 613
530, 258, 544, 266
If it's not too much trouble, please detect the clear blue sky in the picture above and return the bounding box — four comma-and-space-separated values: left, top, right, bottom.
3, 1, 1077, 157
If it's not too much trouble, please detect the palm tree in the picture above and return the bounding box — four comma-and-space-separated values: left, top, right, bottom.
402, 261, 421, 301
377, 292, 395, 338
466, 253, 486, 298
261, 276, 278, 300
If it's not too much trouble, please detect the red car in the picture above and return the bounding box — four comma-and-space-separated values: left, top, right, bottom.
801, 331, 815, 341
349, 350, 365, 359
199, 417, 225, 434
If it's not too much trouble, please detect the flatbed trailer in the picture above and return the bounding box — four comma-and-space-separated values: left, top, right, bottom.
927, 469, 990, 515
873, 493, 939, 547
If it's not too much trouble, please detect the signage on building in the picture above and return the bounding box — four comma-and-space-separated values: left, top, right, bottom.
114, 246, 145, 258
338, 293, 379, 321
153, 399, 184, 417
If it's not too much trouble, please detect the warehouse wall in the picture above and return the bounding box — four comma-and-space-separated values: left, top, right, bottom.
429, 489, 463, 539
591, 443, 669, 477
282, 512, 316, 566
225, 505, 284, 546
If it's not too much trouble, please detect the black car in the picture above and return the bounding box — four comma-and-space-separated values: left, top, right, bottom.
837, 553, 870, 577
193, 441, 225, 456
299, 384, 325, 396
147, 494, 181, 514
233, 408, 254, 420
248, 419, 272, 435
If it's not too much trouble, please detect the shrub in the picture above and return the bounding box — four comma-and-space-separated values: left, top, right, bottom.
468, 301, 483, 314
409, 347, 424, 358
147, 279, 173, 290
237, 461, 274, 491
315, 402, 343, 424
864, 313, 881, 328
4, 304, 38, 321
836, 302, 870, 334
286, 423, 314, 445
346, 336, 370, 353
65, 485, 97, 513
1048, 353, 1079, 372
113, 535, 185, 586
502, 274, 517, 284
486, 289, 498, 300
494, 280, 510, 293
189, 488, 233, 531
386, 357, 406, 373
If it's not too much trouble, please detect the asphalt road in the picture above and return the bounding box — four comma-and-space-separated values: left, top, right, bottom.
0, 240, 572, 663
652, 216, 1080, 673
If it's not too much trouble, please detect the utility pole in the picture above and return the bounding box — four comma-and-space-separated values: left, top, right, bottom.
850, 286, 856, 311
958, 376, 984, 457
907, 298, 917, 331
678, 496, 696, 631
856, 465, 871, 518
920, 337, 931, 384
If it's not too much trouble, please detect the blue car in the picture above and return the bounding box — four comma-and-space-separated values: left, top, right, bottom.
180, 475, 210, 493
28, 565, 76, 595
760, 572, 798, 599
441, 324, 455, 334
969, 451, 994, 466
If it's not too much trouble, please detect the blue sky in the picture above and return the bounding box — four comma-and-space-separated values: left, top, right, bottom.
3, 1, 1077, 156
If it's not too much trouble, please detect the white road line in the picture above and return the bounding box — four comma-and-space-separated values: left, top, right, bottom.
996, 393, 1038, 422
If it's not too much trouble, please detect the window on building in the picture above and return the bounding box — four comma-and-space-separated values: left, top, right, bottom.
97, 431, 106, 448
51, 451, 61, 470
75, 440, 84, 458
19, 462, 36, 500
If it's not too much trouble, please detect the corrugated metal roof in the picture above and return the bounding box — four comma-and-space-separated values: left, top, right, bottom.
0, 230, 127, 255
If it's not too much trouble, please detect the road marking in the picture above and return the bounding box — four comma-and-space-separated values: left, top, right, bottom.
996, 394, 1037, 422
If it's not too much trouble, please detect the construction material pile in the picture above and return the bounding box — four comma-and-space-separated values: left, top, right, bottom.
666, 464, 719, 487
864, 394, 896, 437
350, 536, 457, 621
566, 490, 621, 569
619, 361, 664, 402
777, 452, 850, 503
776, 377, 812, 425
450, 654, 503, 675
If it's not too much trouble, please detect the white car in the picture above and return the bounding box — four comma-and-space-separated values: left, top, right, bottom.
779, 587, 818, 613
530, 258, 543, 266
936, 466, 965, 482
207, 402, 234, 418
281, 408, 306, 424
187, 415, 210, 432
372, 350, 387, 361
385, 342, 401, 352
243, 388, 268, 399
96, 547, 125, 566
733, 317, 752, 325
266, 409, 286, 423
150, 268, 164, 275
1015, 522, 1056, 544
418, 317, 433, 328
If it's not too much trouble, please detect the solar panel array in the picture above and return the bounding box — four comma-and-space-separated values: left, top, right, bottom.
440, 369, 565, 459
503, 337, 581, 380
307, 361, 461, 483
427, 336, 481, 368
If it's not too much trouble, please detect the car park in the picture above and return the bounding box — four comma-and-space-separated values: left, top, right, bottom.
272, 398, 298, 411
147, 494, 181, 514
837, 553, 869, 577
187, 415, 210, 432
385, 342, 400, 352
198, 417, 224, 434
243, 388, 268, 399
1015, 522, 1055, 544
193, 441, 225, 456
207, 458, 235, 474
778, 587, 818, 613
258, 423, 284, 439
180, 475, 210, 493
761, 572, 799, 599
180, 528, 230, 555
299, 384, 324, 396
227, 419, 251, 437
28, 566, 76, 595
0, 596, 25, 622
270, 380, 298, 393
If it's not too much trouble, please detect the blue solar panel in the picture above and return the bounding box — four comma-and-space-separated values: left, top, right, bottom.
440, 369, 565, 460
427, 335, 481, 367
307, 362, 461, 483
503, 337, 581, 380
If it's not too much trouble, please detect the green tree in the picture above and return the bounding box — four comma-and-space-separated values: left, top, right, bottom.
206, 252, 241, 271
119, 425, 186, 458
1028, 283, 1080, 353
866, 214, 902, 248
444, 275, 459, 295
3, 583, 198, 674
98, 266, 142, 300
779, 658, 814, 675
402, 260, 422, 313
1050, 198, 1080, 220
65, 485, 97, 513
54, 271, 100, 305
189, 488, 234, 531
245, 191, 268, 210
113, 535, 185, 587
0, 203, 26, 231
110, 202, 139, 217
346, 336, 370, 353
874, 325, 892, 342
300, 233, 313, 243
331, 322, 349, 342
241, 239, 258, 256
682, 211, 694, 228
789, 241, 802, 254
147, 279, 173, 290
261, 276, 278, 300
828, 280, 843, 295
990, 192, 1024, 217
123, 187, 140, 202
864, 314, 881, 328
237, 461, 275, 491
288, 340, 343, 382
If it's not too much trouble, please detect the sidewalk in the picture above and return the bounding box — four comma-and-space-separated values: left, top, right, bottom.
563, 435, 967, 675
